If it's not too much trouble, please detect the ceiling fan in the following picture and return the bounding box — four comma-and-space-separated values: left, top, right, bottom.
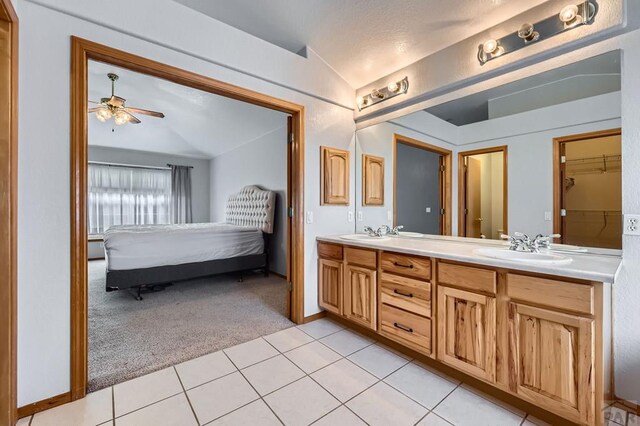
88, 73, 165, 126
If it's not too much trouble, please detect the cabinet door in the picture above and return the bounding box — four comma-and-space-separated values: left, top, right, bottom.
318, 258, 342, 315
437, 286, 496, 382
363, 154, 384, 205
344, 265, 377, 330
321, 146, 350, 205
509, 303, 594, 425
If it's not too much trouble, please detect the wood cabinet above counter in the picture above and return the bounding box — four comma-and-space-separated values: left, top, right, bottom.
317, 238, 613, 426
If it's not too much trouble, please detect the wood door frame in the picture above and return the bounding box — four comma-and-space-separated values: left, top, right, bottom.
458, 146, 508, 238
0, 0, 18, 423
552, 128, 622, 243
392, 133, 452, 235
70, 37, 305, 402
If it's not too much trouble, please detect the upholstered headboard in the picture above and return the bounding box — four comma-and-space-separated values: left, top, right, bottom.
225, 185, 276, 234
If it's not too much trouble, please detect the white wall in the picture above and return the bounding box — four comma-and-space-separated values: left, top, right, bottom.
209, 125, 289, 276
89, 146, 211, 223
17, 1, 355, 406
459, 91, 621, 237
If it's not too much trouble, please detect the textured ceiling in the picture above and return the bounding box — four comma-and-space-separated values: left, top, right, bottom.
173, 0, 549, 87
88, 61, 287, 159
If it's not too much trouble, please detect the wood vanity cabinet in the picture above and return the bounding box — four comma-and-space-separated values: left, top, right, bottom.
317, 241, 609, 426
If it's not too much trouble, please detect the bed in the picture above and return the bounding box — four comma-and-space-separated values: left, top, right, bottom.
104, 185, 276, 298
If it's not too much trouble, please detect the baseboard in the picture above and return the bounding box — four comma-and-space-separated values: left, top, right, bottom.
303, 311, 326, 323
269, 270, 286, 279
17, 392, 71, 418
614, 396, 640, 415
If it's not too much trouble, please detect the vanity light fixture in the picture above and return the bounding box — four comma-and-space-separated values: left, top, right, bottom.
477, 0, 597, 65
357, 76, 409, 111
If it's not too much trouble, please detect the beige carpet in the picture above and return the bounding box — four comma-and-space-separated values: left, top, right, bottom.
88, 260, 293, 392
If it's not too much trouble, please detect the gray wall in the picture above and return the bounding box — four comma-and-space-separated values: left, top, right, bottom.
88, 146, 211, 259
209, 126, 288, 276
395, 143, 441, 234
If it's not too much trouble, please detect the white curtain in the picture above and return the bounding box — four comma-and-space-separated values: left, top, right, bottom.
88, 164, 171, 234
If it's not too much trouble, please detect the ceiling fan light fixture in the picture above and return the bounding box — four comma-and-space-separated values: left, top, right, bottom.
95, 108, 112, 123
114, 110, 129, 126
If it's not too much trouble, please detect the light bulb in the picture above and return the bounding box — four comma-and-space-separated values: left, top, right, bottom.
356, 96, 364, 106
559, 4, 579, 23
95, 108, 112, 122
482, 39, 498, 55
114, 111, 129, 125
371, 89, 384, 99
387, 81, 399, 93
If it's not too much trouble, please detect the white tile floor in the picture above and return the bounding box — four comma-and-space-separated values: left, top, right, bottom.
20, 318, 632, 426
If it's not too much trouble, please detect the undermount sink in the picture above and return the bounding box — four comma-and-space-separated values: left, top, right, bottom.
398, 231, 424, 238
340, 234, 390, 241
474, 248, 572, 265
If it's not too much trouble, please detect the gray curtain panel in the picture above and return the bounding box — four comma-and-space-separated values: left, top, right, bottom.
170, 165, 193, 223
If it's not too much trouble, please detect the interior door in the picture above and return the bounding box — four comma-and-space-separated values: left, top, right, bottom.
465, 157, 483, 238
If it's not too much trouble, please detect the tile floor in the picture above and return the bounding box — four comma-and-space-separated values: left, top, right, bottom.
19, 318, 634, 426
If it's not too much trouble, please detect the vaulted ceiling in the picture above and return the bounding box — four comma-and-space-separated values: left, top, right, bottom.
88, 61, 287, 159
173, 0, 548, 87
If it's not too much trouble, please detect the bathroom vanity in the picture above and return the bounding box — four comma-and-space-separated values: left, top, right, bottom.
316, 235, 621, 426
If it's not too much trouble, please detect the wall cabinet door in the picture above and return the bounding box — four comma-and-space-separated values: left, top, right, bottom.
321, 146, 350, 205
363, 154, 384, 205
509, 303, 594, 425
437, 286, 496, 382
344, 264, 377, 330
318, 258, 343, 315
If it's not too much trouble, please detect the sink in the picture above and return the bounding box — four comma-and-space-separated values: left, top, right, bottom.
398, 231, 424, 238
474, 248, 572, 265
548, 244, 588, 253
340, 234, 390, 241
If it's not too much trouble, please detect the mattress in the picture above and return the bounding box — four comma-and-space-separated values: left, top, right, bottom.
103, 223, 264, 271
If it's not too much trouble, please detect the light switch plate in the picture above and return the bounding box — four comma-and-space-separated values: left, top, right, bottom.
426, 207, 431, 213
306, 211, 314, 224
544, 211, 552, 221
357, 211, 363, 221
347, 211, 354, 222
387, 210, 393, 221
624, 214, 640, 235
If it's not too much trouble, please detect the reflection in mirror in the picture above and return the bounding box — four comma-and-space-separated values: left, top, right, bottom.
355, 50, 621, 250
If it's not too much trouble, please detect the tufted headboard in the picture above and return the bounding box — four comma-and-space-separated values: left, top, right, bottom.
225, 185, 276, 234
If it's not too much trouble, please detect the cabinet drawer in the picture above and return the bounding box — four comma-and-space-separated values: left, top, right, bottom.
437, 262, 496, 294
345, 247, 377, 269
381, 252, 431, 280
380, 273, 431, 317
318, 242, 343, 260
380, 303, 431, 353
507, 273, 594, 315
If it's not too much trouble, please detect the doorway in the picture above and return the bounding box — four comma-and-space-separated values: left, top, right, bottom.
458, 147, 508, 239
553, 128, 622, 249
393, 134, 452, 235
0, 0, 18, 423
71, 37, 305, 401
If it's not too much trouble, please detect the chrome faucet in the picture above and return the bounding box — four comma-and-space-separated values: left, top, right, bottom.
501, 232, 561, 252
363, 226, 384, 237
388, 225, 404, 235
363, 225, 398, 237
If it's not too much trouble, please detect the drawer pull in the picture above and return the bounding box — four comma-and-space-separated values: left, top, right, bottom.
393, 289, 414, 298
393, 322, 414, 333
393, 261, 414, 269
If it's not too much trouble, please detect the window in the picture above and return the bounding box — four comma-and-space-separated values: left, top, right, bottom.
88, 163, 171, 235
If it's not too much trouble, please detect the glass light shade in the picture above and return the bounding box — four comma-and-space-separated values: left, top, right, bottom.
387, 81, 399, 92
356, 96, 364, 106
114, 111, 129, 125
95, 109, 112, 122
559, 4, 579, 23
482, 39, 498, 54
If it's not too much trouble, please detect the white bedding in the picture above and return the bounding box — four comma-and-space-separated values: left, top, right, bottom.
103, 223, 264, 271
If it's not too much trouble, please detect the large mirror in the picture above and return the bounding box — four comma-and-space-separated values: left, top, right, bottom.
355, 50, 621, 250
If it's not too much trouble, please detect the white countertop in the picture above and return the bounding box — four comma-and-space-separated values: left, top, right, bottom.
317, 234, 623, 283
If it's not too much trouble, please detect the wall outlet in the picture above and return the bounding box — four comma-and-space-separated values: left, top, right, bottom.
544, 211, 552, 221
426, 207, 431, 213
357, 211, 363, 222
624, 214, 640, 235
347, 211, 354, 222
306, 211, 314, 224
387, 210, 393, 221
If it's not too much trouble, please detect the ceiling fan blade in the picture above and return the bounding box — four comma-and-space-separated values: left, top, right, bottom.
88, 107, 105, 113
88, 100, 102, 104
123, 110, 141, 124
108, 95, 126, 108
125, 107, 165, 118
